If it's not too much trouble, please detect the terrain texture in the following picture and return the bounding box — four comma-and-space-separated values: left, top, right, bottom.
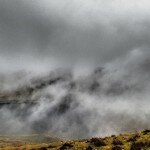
1, 130, 150, 150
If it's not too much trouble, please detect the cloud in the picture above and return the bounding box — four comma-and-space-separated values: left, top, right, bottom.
0, 51, 150, 138
0, 0, 150, 71
0, 0, 150, 139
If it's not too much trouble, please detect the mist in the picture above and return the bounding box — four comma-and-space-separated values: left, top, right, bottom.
0, 0, 150, 139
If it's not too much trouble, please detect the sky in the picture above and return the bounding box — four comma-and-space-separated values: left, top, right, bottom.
0, 0, 150, 139
0, 0, 150, 72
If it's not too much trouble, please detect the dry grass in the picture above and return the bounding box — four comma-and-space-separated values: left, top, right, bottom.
0, 130, 150, 149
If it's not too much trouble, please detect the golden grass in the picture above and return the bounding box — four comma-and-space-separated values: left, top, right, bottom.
0, 130, 150, 149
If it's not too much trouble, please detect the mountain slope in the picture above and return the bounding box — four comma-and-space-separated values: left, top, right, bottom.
1, 130, 150, 150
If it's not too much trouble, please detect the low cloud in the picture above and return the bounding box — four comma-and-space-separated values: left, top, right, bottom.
0, 0, 150, 139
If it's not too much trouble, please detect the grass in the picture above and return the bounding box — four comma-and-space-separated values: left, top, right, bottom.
0, 130, 150, 149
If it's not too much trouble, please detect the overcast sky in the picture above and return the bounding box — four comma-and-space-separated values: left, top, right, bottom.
0, 0, 150, 72
1, 0, 150, 138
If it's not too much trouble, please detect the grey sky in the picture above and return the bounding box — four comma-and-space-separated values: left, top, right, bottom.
1, 0, 150, 138
0, 0, 150, 71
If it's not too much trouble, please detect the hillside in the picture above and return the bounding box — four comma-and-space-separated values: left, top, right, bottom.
0, 130, 150, 150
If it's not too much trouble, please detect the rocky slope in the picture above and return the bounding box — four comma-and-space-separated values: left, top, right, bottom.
1, 130, 150, 150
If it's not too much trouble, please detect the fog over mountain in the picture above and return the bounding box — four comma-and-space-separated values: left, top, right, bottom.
0, 0, 150, 139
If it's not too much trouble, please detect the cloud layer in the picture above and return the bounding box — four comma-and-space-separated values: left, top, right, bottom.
0, 0, 150, 71
0, 0, 150, 139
